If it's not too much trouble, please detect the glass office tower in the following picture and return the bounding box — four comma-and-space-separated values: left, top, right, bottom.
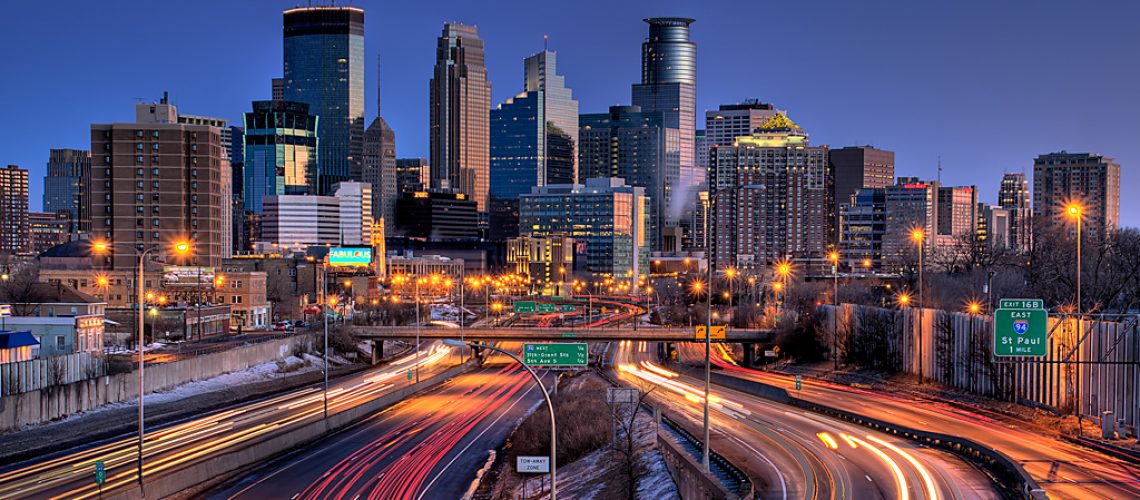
283, 7, 364, 195
42, 148, 90, 234
632, 18, 697, 191
243, 100, 319, 213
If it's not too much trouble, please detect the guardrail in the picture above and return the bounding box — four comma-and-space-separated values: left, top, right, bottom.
658, 416, 753, 499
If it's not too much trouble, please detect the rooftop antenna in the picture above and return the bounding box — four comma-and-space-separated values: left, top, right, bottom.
937, 155, 942, 184
544, 34, 549, 51
376, 53, 382, 117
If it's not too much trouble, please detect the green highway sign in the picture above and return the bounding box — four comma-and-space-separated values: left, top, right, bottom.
999, 299, 1044, 309
551, 296, 565, 301
559, 304, 575, 312
514, 301, 537, 313
795, 375, 802, 391
994, 298, 1048, 357
524, 343, 588, 367
538, 303, 557, 313
94, 460, 105, 485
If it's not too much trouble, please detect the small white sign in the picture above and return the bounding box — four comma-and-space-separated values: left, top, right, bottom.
764, 350, 777, 358
517, 456, 550, 474
0, 304, 11, 318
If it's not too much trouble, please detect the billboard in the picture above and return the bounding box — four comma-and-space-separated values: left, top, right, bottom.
162, 266, 216, 287
329, 246, 372, 267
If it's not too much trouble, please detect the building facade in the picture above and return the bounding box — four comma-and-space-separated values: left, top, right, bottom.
977, 203, 1011, 253
997, 172, 1032, 252
89, 98, 231, 269
396, 158, 430, 196
936, 185, 978, 242
242, 100, 319, 214
519, 178, 649, 283
708, 114, 830, 271
839, 188, 887, 272
42, 148, 91, 236
362, 117, 396, 235
395, 191, 479, 241
28, 212, 71, 254
429, 22, 492, 212
258, 181, 372, 249
883, 177, 939, 271
506, 234, 575, 296
579, 105, 680, 251
829, 146, 895, 235
283, 7, 365, 195
1032, 151, 1120, 236
0, 165, 29, 255
704, 100, 782, 151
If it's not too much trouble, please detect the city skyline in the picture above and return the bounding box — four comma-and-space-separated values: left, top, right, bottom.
2, 0, 1137, 226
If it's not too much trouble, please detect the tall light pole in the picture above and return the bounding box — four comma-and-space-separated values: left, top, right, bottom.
92, 238, 191, 492
703, 256, 713, 472
912, 229, 925, 382
1067, 203, 1083, 425
444, 340, 557, 499
323, 260, 333, 419
828, 250, 840, 370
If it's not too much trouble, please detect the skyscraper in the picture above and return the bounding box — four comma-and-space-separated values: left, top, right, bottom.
242, 100, 319, 214
883, 177, 939, 271
363, 117, 396, 236
579, 105, 680, 251
396, 158, 430, 195
229, 125, 246, 255
839, 188, 887, 271
997, 172, 1031, 252
283, 7, 365, 195
42, 148, 91, 236
0, 165, 29, 255
1033, 151, 1120, 236
524, 49, 579, 181
704, 100, 781, 150
936, 185, 978, 241
489, 49, 579, 241
709, 114, 830, 271
89, 97, 231, 268
430, 22, 491, 212
829, 146, 895, 212
632, 18, 697, 195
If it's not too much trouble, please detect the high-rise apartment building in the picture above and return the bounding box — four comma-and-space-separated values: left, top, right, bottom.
830, 145, 894, 214
28, 211, 71, 254
632, 18, 697, 194
704, 100, 781, 150
936, 185, 978, 240
242, 100, 319, 214
519, 178, 649, 282
283, 7, 365, 195
1032, 151, 1120, 236
42, 148, 91, 236
997, 172, 1031, 252
883, 177, 939, 270
396, 158, 430, 195
579, 105, 680, 251
430, 22, 491, 212
89, 97, 231, 268
708, 114, 829, 271
0, 165, 29, 255
839, 188, 887, 271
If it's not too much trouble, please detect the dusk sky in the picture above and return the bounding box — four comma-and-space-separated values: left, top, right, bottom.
2, 0, 1137, 225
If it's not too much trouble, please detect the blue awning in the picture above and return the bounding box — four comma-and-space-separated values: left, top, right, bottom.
0, 331, 40, 349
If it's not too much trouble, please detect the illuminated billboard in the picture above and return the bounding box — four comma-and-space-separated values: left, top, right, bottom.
162, 266, 216, 287
329, 247, 372, 267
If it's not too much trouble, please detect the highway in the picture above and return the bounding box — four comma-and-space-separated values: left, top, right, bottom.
212, 343, 553, 500
614, 340, 999, 499
677, 342, 1140, 499
0, 343, 457, 499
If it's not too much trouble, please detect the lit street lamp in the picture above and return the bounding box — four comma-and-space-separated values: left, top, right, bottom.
828, 250, 840, 369
91, 238, 192, 492
911, 229, 925, 382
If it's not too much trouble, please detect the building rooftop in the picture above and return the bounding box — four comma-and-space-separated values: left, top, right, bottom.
0, 331, 39, 349
0, 282, 103, 305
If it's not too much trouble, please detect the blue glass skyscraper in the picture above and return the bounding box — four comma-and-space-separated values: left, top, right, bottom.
242, 100, 319, 214
283, 7, 364, 195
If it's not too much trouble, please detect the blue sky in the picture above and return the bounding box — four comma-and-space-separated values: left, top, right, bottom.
2, 0, 1137, 225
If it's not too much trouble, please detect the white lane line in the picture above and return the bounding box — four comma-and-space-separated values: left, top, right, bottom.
726, 434, 788, 500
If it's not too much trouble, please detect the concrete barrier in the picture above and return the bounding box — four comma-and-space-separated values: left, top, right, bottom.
107, 361, 476, 499
0, 334, 317, 431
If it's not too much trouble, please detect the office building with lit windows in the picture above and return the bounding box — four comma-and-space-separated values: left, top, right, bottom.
242, 100, 319, 214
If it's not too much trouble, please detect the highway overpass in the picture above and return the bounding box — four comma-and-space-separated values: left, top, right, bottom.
352, 326, 774, 343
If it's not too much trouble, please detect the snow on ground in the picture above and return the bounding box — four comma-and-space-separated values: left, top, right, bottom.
143, 358, 321, 405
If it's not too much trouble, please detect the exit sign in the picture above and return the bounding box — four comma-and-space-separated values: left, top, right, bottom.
994, 298, 1048, 357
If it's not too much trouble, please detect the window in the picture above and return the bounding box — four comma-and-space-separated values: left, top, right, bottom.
191, 169, 197, 178
136, 143, 143, 151
136, 206, 144, 213
136, 130, 144, 138
136, 155, 143, 164
152, 218, 160, 226
152, 206, 159, 214
152, 143, 159, 151
104, 218, 111, 225
136, 181, 144, 189
152, 168, 159, 175
136, 194, 144, 201
191, 182, 198, 190
104, 167, 111, 175
152, 130, 159, 138
56, 337, 66, 350
136, 168, 143, 176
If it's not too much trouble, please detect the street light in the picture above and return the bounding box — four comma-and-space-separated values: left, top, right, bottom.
828, 250, 840, 369
91, 238, 192, 492
911, 229, 925, 382
444, 339, 557, 499
1065, 203, 1084, 425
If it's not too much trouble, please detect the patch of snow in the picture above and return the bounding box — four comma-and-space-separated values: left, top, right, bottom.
301, 352, 326, 368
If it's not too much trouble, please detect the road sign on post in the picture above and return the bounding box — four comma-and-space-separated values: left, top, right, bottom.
994, 298, 1048, 357
94, 460, 105, 485
538, 303, 556, 313
524, 343, 588, 367
0, 304, 10, 317
517, 456, 551, 473
795, 375, 802, 391
695, 325, 727, 340
514, 301, 537, 313
559, 304, 575, 313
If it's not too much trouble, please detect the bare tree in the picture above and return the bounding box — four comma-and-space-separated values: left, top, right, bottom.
609, 380, 657, 500
0, 264, 47, 315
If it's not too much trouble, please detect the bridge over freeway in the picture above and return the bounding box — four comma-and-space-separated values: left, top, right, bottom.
353, 326, 774, 343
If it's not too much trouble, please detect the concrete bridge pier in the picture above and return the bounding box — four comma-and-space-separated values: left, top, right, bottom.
371, 340, 383, 364
741, 342, 755, 367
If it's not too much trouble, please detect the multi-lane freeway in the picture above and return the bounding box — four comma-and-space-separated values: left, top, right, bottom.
0, 344, 457, 499
614, 340, 999, 499
676, 342, 1140, 499
212, 343, 553, 499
